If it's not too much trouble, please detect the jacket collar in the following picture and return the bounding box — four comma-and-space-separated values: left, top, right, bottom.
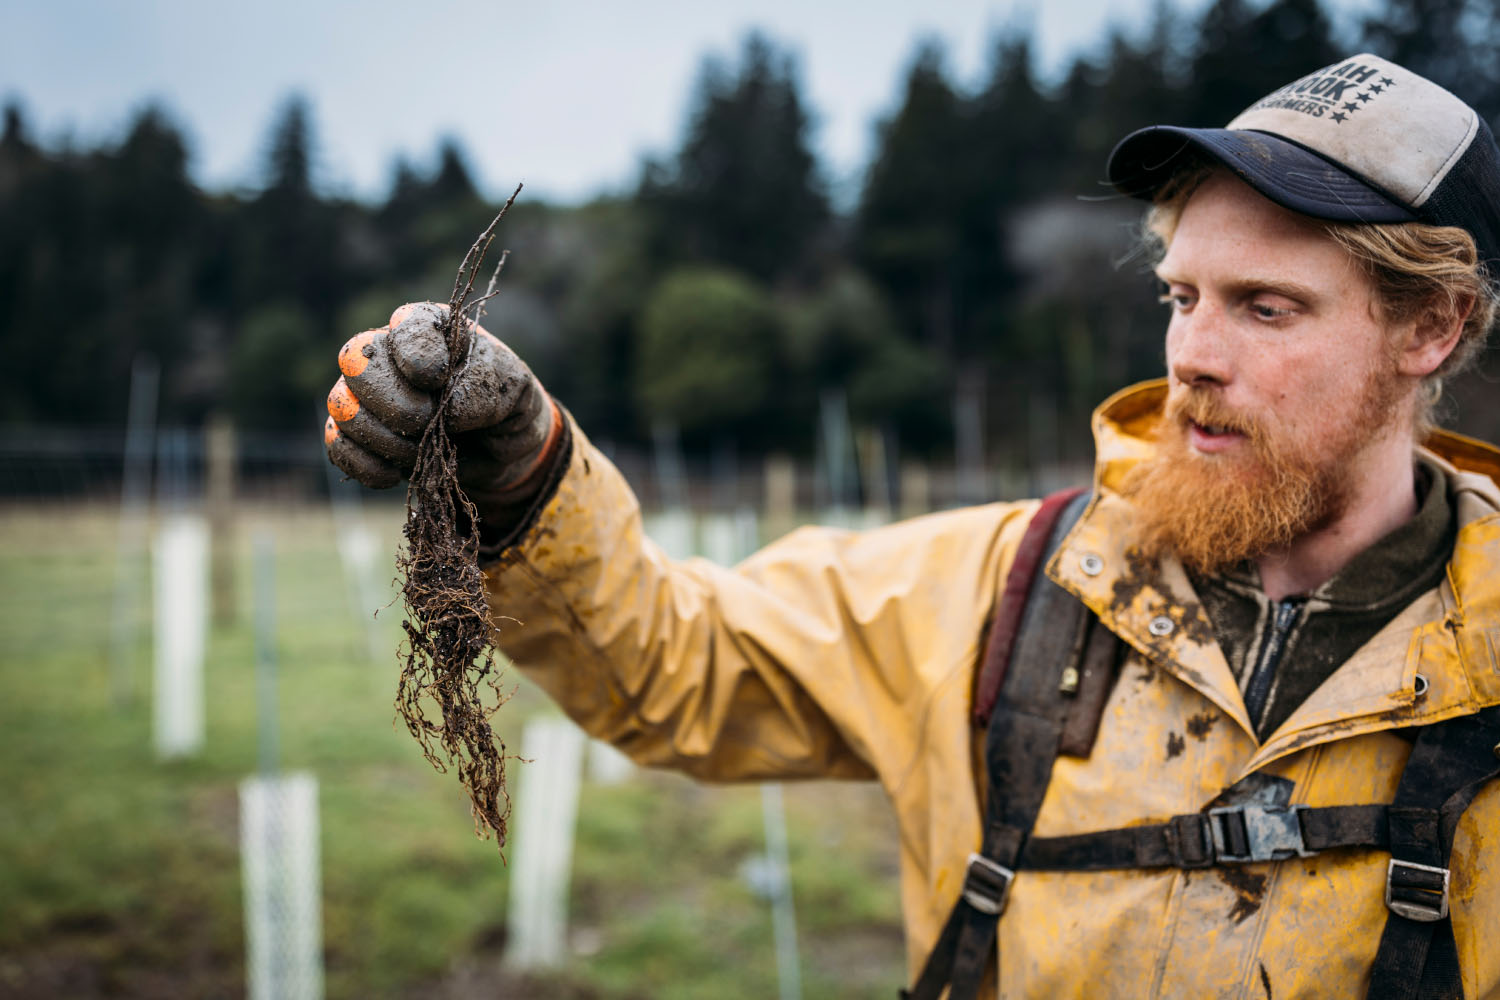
1050, 380, 1500, 773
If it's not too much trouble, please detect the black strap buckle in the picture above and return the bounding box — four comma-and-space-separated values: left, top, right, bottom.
961, 853, 1015, 916
1207, 804, 1312, 862
1385, 859, 1450, 922
1167, 813, 1216, 868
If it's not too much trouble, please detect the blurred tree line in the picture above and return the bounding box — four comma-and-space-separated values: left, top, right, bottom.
2, 0, 1497, 465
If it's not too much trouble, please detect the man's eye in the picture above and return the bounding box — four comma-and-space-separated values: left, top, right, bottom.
1157, 290, 1193, 310
1251, 302, 1294, 320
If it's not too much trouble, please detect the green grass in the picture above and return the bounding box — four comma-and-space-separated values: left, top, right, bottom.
0, 503, 905, 998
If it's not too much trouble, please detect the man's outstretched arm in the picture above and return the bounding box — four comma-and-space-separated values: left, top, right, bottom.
325, 301, 1037, 787
480, 414, 1037, 786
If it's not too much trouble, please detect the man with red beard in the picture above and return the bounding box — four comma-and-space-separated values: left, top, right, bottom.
327, 55, 1500, 999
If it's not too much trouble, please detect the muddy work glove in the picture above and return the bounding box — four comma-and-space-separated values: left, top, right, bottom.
324, 302, 567, 546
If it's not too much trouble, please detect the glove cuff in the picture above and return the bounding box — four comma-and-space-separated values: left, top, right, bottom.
473, 396, 573, 560
486, 393, 565, 501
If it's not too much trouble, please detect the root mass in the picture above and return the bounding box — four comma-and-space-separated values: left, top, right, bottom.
395, 186, 522, 854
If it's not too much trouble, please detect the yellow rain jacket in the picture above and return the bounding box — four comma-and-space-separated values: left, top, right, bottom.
484, 380, 1500, 998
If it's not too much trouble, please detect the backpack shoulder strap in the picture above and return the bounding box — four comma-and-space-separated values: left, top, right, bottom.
973, 486, 1088, 728
907, 488, 1105, 1000
1367, 704, 1500, 1000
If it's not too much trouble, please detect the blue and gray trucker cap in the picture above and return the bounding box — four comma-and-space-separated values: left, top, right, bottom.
1107, 54, 1500, 270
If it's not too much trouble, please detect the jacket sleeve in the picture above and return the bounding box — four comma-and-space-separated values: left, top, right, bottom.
482, 416, 1037, 786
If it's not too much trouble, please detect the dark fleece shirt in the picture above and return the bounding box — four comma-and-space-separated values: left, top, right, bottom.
1189, 459, 1456, 741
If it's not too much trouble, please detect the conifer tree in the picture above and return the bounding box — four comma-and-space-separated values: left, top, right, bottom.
639, 31, 829, 284
1362, 0, 1500, 123
854, 41, 968, 357
1188, 0, 1338, 124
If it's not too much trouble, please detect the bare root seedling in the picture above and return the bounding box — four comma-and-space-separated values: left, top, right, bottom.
395, 184, 522, 854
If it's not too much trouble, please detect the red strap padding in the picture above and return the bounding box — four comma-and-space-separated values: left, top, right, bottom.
972, 487, 1087, 728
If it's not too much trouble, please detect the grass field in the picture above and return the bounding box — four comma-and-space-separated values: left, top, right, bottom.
0, 503, 906, 998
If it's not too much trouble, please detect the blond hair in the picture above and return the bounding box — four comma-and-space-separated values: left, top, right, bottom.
1143, 160, 1499, 432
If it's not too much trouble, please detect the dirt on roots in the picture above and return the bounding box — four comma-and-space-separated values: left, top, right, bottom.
394, 188, 521, 854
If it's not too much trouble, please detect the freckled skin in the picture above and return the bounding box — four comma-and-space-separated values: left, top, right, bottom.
1160, 178, 1397, 458
1157, 172, 1458, 599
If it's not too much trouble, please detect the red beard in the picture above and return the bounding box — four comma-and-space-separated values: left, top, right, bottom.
1120, 377, 1397, 575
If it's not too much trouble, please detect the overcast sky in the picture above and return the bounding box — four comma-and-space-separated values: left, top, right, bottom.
0, 0, 1376, 206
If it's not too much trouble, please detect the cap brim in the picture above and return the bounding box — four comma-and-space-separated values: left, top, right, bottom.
1107, 126, 1416, 224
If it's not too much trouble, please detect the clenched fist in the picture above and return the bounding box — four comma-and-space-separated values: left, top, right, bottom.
324, 302, 566, 534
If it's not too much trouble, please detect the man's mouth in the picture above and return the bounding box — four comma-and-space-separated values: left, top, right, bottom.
1187, 419, 1246, 453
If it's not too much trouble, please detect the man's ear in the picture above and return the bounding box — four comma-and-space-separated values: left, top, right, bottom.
1397, 296, 1472, 377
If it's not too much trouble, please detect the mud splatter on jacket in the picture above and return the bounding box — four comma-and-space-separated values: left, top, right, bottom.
484, 379, 1500, 998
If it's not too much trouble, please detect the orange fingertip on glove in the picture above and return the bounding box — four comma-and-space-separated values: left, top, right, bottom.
327, 377, 360, 422
338, 331, 378, 378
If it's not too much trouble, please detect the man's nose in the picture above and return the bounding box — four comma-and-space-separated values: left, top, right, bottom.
1167, 305, 1233, 387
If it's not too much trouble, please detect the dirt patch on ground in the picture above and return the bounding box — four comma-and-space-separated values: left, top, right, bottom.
407, 961, 637, 1000
0, 904, 240, 999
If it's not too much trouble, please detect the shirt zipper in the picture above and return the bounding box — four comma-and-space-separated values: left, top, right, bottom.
1243, 597, 1306, 732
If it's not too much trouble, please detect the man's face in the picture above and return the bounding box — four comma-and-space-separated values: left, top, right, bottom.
1124, 170, 1410, 573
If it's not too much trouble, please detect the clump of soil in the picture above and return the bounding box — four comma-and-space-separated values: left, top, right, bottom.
395, 187, 521, 853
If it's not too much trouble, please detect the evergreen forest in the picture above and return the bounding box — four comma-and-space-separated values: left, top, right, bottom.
4, 0, 1497, 466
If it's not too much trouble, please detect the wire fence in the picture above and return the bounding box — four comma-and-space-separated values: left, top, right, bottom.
0, 424, 1089, 514
0, 426, 326, 503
